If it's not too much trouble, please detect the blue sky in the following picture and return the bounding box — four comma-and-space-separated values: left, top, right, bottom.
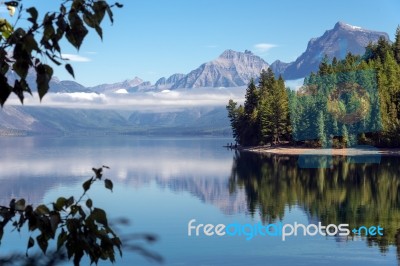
4, 0, 400, 86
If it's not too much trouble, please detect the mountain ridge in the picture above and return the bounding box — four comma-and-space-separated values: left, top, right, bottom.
270, 21, 390, 79
39, 21, 389, 92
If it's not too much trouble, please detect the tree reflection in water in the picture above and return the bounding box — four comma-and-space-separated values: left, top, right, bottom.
229, 151, 400, 260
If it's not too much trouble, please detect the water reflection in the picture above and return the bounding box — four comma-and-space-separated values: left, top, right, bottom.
229, 150, 400, 261
0, 137, 246, 214
1, 136, 400, 264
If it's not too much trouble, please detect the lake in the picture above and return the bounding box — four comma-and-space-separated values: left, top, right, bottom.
0, 136, 399, 265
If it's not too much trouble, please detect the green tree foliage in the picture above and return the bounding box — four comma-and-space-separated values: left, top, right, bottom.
317, 111, 327, 147
228, 26, 400, 148
394, 26, 400, 64
260, 76, 289, 144
0, 0, 123, 106
226, 70, 291, 146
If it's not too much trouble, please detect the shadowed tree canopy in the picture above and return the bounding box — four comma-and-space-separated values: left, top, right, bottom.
0, 0, 123, 106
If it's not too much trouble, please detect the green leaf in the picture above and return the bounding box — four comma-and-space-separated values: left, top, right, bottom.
65, 63, 74, 78
26, 236, 34, 255
55, 197, 67, 211
35, 204, 50, 215
92, 208, 108, 226
13, 80, 25, 103
50, 213, 61, 234
36, 64, 53, 100
92, 1, 107, 23
57, 228, 68, 251
66, 12, 88, 49
15, 199, 26, 211
66, 196, 74, 207
106, 6, 113, 23
86, 199, 93, 209
82, 178, 92, 192
57, 229, 67, 251
36, 234, 48, 254
104, 179, 113, 192
24, 33, 39, 53
26, 7, 38, 24
95, 25, 103, 40
0, 75, 12, 106
13, 58, 30, 80
0, 19, 13, 38
92, 168, 102, 179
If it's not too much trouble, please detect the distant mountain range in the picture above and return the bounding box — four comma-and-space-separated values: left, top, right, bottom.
0, 22, 392, 136
0, 106, 232, 136
22, 21, 390, 94
85, 21, 388, 92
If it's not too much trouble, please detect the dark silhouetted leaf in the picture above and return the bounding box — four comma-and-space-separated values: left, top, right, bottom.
36, 234, 48, 254
82, 178, 92, 192
15, 199, 25, 211
26, 236, 34, 255
35, 204, 50, 215
104, 179, 113, 192
86, 199, 93, 209
36, 63, 53, 100
13, 80, 24, 103
66, 12, 88, 49
65, 63, 74, 78
26, 7, 38, 24
50, 213, 61, 233
0, 76, 12, 106
55, 197, 67, 211
66, 196, 74, 207
95, 25, 102, 40
92, 167, 102, 179
92, 208, 108, 226
57, 229, 67, 251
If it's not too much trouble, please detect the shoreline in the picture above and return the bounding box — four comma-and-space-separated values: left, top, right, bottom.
242, 146, 400, 156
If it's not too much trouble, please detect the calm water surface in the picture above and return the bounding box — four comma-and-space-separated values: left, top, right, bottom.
0, 136, 399, 265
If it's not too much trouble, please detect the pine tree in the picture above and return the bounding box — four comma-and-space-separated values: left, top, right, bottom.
244, 79, 259, 116
394, 25, 400, 64
341, 124, 349, 147
258, 68, 275, 100
226, 99, 240, 143
265, 76, 289, 144
317, 111, 327, 147
242, 79, 261, 145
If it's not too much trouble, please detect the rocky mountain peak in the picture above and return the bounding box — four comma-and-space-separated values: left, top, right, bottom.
271, 21, 390, 80
171, 50, 269, 89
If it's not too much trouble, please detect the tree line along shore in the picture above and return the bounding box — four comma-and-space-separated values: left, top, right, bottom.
227, 26, 400, 151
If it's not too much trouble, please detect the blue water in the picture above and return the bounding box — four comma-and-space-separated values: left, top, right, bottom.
0, 136, 398, 265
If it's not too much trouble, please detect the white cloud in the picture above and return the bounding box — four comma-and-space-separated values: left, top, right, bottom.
8, 87, 246, 111
115, 89, 129, 94
61, 53, 91, 62
253, 43, 277, 53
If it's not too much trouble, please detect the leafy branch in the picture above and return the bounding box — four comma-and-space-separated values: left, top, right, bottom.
0, 166, 122, 265
0, 0, 123, 106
